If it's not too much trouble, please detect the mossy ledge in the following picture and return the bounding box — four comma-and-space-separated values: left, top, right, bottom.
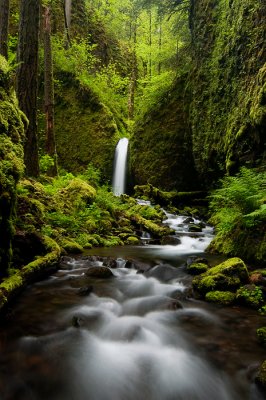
0, 236, 61, 313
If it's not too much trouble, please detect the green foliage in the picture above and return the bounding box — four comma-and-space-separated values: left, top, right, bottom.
40, 155, 55, 174
208, 168, 266, 262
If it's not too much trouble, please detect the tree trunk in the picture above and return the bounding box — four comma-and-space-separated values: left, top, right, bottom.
44, 5, 58, 176
148, 8, 152, 78
17, 0, 40, 177
158, 14, 162, 75
0, 0, 9, 59
128, 16, 137, 120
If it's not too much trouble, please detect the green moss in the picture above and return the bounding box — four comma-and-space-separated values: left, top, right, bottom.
59, 238, 83, 254
205, 291, 236, 306
125, 236, 140, 245
257, 327, 266, 346
190, 0, 265, 184
192, 257, 248, 296
256, 360, 266, 389
0, 55, 25, 277
128, 213, 174, 238
0, 273, 23, 293
186, 262, 208, 275
54, 72, 120, 178
236, 285, 265, 309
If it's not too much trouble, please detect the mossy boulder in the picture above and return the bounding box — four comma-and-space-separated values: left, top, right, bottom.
125, 236, 140, 245
205, 291, 236, 306
187, 262, 209, 275
192, 257, 249, 296
257, 327, 266, 346
236, 285, 265, 309
60, 238, 84, 254
61, 178, 96, 207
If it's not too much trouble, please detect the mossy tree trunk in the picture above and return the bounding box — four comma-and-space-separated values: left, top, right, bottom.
44, 5, 58, 176
17, 0, 40, 178
128, 15, 137, 120
0, 0, 9, 59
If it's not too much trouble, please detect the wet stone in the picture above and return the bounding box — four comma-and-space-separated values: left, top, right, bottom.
86, 267, 114, 279
77, 286, 93, 296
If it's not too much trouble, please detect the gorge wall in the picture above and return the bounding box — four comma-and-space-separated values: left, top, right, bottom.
132, 0, 266, 190
189, 0, 266, 185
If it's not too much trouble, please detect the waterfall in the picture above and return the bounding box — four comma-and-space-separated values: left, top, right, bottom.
112, 138, 129, 196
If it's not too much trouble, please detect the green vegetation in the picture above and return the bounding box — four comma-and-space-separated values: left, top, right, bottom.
208, 168, 266, 263
205, 291, 236, 306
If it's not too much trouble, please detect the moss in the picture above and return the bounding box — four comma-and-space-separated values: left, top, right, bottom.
205, 291, 236, 306
190, 0, 266, 183
59, 238, 84, 254
128, 213, 174, 238
236, 285, 265, 309
255, 360, 266, 389
54, 72, 120, 179
186, 262, 208, 275
0, 55, 25, 277
192, 257, 249, 296
131, 77, 198, 191
125, 236, 140, 245
61, 178, 96, 207
257, 327, 266, 346
0, 273, 23, 294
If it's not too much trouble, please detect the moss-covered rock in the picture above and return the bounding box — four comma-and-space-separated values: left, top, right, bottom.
236, 285, 265, 309
187, 262, 209, 275
192, 257, 249, 296
205, 291, 236, 306
59, 238, 84, 254
61, 178, 96, 207
257, 327, 266, 346
0, 55, 25, 277
125, 236, 140, 245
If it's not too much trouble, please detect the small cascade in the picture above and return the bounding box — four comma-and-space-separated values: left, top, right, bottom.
112, 138, 129, 196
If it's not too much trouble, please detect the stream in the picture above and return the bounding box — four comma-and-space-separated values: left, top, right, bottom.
0, 211, 265, 399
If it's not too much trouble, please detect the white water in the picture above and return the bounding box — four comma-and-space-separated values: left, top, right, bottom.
112, 138, 129, 196
112, 138, 128, 196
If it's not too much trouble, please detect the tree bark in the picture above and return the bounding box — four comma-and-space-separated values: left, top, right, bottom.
44, 5, 58, 176
0, 0, 9, 59
128, 16, 137, 120
17, 0, 40, 177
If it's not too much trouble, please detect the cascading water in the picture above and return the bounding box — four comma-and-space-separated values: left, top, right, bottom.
112, 138, 129, 196
0, 210, 265, 400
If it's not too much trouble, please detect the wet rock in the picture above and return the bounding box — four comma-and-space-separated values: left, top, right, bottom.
192, 257, 249, 296
77, 286, 93, 296
160, 236, 181, 245
183, 217, 194, 224
250, 273, 266, 287
145, 264, 180, 281
187, 256, 209, 266
86, 267, 114, 279
125, 260, 135, 269
103, 258, 118, 268
188, 224, 202, 233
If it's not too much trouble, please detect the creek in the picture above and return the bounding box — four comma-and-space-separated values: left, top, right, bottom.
0, 211, 265, 400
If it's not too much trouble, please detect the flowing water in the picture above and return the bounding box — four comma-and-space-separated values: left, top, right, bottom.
112, 138, 129, 196
0, 213, 265, 400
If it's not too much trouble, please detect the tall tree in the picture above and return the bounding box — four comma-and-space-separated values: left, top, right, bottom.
44, 5, 58, 176
17, 0, 40, 177
0, 0, 10, 58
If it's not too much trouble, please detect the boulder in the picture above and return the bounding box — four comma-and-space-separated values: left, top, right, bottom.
160, 236, 181, 245
86, 267, 114, 279
255, 360, 266, 391
192, 257, 249, 296
257, 327, 266, 346
186, 262, 209, 275
205, 291, 236, 306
